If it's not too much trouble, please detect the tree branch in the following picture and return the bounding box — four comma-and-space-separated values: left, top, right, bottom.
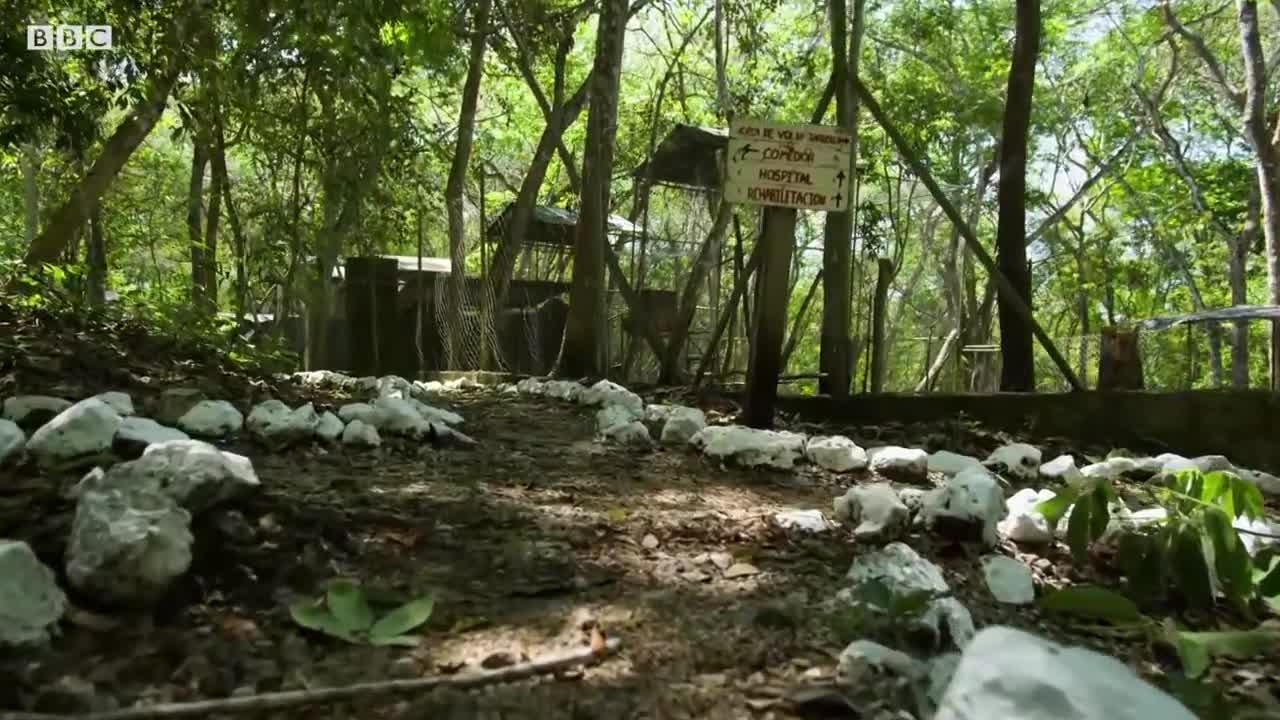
1159, 0, 1244, 109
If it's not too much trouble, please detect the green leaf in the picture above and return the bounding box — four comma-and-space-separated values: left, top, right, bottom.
1035, 487, 1079, 529
1172, 525, 1214, 611
289, 601, 357, 642
1066, 492, 1093, 563
1203, 509, 1251, 609
1230, 476, 1264, 521
327, 580, 375, 633
1038, 586, 1144, 623
1199, 472, 1229, 504
369, 594, 436, 640
1089, 485, 1111, 542
1256, 554, 1280, 597
368, 633, 423, 647
1118, 531, 1164, 604
1175, 630, 1280, 678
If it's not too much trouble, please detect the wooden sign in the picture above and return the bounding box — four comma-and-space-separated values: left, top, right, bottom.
724, 118, 853, 212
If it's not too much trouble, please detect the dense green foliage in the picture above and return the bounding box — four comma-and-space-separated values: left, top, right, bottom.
1, 0, 1278, 390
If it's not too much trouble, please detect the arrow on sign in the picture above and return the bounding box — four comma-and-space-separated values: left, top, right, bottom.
734, 144, 759, 162
834, 193, 843, 208
836, 170, 846, 190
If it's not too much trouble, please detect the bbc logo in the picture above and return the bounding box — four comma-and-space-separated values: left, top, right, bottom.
27, 25, 113, 50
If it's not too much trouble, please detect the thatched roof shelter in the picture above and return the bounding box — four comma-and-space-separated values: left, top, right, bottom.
630, 124, 728, 190
485, 204, 642, 248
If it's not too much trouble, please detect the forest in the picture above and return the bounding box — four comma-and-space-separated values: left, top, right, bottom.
2, 0, 1277, 396
2, 0, 1280, 719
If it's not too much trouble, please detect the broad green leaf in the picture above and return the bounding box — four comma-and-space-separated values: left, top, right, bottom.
327, 580, 375, 633
1035, 487, 1079, 528
1256, 555, 1280, 597
1203, 509, 1251, 608
1038, 586, 1144, 623
1230, 477, 1264, 521
1089, 485, 1111, 542
368, 633, 422, 647
1172, 526, 1214, 611
1199, 472, 1229, 505
1118, 531, 1163, 604
369, 594, 436, 640
1175, 630, 1280, 678
290, 601, 357, 642
1066, 493, 1093, 563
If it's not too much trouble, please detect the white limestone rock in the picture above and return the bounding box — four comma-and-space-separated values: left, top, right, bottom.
833, 483, 909, 543
412, 380, 446, 397
579, 379, 644, 416
442, 376, 481, 391
997, 488, 1057, 544
154, 388, 207, 425
342, 419, 381, 448
247, 400, 319, 448
515, 378, 546, 396
354, 376, 379, 395
112, 417, 190, 459
982, 555, 1035, 604
935, 626, 1196, 720
597, 404, 637, 434
691, 425, 806, 470
25, 398, 122, 470
370, 397, 430, 437
0, 418, 25, 465
498, 383, 519, 396
1081, 456, 1145, 483
1192, 455, 1234, 473
83, 440, 261, 514
0, 540, 67, 647
660, 406, 706, 445
920, 467, 1006, 547
844, 542, 974, 650
3, 395, 73, 429
376, 375, 414, 400
837, 640, 925, 687
315, 411, 345, 443
542, 380, 585, 402
1037, 454, 1081, 484
338, 402, 378, 425
774, 508, 830, 532
983, 443, 1041, 483
867, 446, 929, 484
899, 487, 926, 517
807, 435, 869, 472
643, 404, 676, 425
1159, 454, 1198, 475
294, 370, 358, 389
177, 400, 243, 437
601, 420, 653, 447
1097, 506, 1168, 543
92, 391, 135, 417
411, 400, 464, 427
926, 653, 962, 708
65, 484, 193, 607
928, 450, 983, 476
1237, 468, 1280, 498
1235, 516, 1280, 556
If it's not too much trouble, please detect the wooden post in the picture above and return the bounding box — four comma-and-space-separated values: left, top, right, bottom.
743, 207, 797, 428
870, 256, 893, 391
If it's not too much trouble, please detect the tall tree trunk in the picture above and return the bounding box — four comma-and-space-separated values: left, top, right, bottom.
782, 270, 823, 371
213, 109, 249, 327
819, 0, 864, 398
445, 0, 493, 369
203, 141, 222, 316
1236, 0, 1280, 389
85, 202, 107, 308
869, 257, 893, 391
1231, 184, 1260, 387
994, 0, 1041, 391
21, 143, 40, 245
188, 143, 209, 310
560, 0, 629, 378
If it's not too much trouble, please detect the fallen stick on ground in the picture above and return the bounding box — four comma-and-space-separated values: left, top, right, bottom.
1, 638, 621, 720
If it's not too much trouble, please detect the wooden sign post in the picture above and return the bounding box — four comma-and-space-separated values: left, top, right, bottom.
729, 118, 851, 428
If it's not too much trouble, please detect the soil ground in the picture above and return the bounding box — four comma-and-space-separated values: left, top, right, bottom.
1, 307, 1278, 719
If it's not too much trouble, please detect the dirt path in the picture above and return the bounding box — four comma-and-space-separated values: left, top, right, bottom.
4, 390, 1277, 719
